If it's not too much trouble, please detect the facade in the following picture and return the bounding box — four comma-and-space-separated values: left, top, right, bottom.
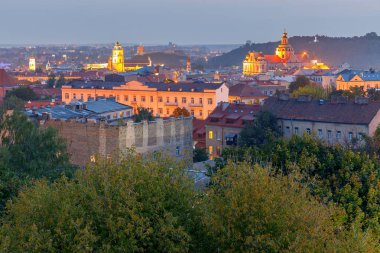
42, 117, 193, 166
108, 42, 125, 72
228, 83, 268, 105
29, 57, 36, 72
336, 70, 380, 91
205, 102, 260, 159
263, 95, 380, 145
243, 32, 309, 75
62, 81, 229, 120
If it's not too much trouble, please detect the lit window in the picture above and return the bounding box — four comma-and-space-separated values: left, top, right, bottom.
182, 97, 187, 103
207, 98, 213, 105
119, 111, 124, 118
199, 98, 203, 104
90, 155, 96, 163
209, 131, 213, 139
208, 145, 213, 155
158, 96, 163, 102
124, 95, 128, 101
191, 97, 194, 104
141, 96, 146, 102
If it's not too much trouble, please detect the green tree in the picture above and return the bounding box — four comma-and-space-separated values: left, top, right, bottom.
172, 107, 190, 118
193, 148, 208, 163
0, 153, 205, 252
291, 83, 327, 99
0, 111, 75, 210
238, 111, 280, 147
203, 162, 378, 252
289, 76, 311, 93
56, 74, 66, 88
3, 96, 25, 111
47, 74, 56, 87
134, 107, 154, 123
5, 86, 38, 101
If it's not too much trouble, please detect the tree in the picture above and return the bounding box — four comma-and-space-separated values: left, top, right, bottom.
56, 74, 65, 88
134, 107, 154, 123
289, 76, 311, 93
3, 96, 25, 111
193, 148, 208, 163
172, 107, 190, 118
0, 153, 205, 252
202, 162, 378, 252
47, 74, 56, 87
5, 86, 38, 101
238, 111, 280, 147
291, 83, 327, 99
0, 111, 75, 210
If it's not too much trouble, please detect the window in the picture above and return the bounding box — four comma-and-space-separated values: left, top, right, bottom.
348, 132, 353, 141
150, 96, 153, 102
73, 93, 76, 99
87, 94, 91, 100
358, 133, 364, 140
166, 97, 170, 103
207, 98, 213, 105
327, 130, 332, 140
133, 96, 137, 102
209, 131, 213, 139
182, 97, 187, 104
294, 127, 299, 135
191, 110, 194, 116
119, 111, 124, 118
208, 110, 211, 116
306, 128, 311, 135
166, 108, 170, 115
80, 94, 84, 100
158, 108, 163, 114
116, 95, 120, 101
158, 96, 163, 103
124, 95, 128, 101
90, 155, 96, 163
199, 110, 203, 117
336, 131, 341, 139
191, 97, 194, 104
208, 145, 213, 155
141, 96, 146, 102
285, 126, 290, 134
318, 129, 323, 138
65, 93, 69, 99
176, 146, 180, 156
174, 97, 178, 103
199, 98, 203, 104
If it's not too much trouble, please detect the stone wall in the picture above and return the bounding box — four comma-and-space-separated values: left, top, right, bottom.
43, 117, 193, 167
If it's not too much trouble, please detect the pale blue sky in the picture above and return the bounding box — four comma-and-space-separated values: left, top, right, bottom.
1, 0, 380, 45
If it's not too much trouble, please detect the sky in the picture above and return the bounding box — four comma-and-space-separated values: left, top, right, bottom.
1, 0, 380, 45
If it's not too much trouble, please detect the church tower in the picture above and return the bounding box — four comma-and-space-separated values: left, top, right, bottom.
29, 57, 36, 72
110, 42, 125, 72
186, 56, 191, 72
275, 31, 294, 62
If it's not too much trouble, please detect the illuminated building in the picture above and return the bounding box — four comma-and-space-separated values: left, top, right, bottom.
62, 80, 229, 120
29, 57, 36, 72
137, 44, 144, 55
243, 31, 310, 76
336, 70, 380, 91
186, 56, 191, 72
108, 41, 125, 72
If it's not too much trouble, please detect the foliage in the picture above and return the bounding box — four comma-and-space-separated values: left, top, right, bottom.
2, 96, 25, 111
47, 74, 56, 87
193, 148, 208, 163
238, 111, 280, 147
134, 107, 154, 123
330, 86, 366, 99
291, 83, 327, 99
172, 107, 190, 118
0, 111, 75, 211
288, 76, 311, 93
56, 74, 65, 88
203, 162, 378, 252
5, 86, 38, 101
0, 153, 206, 252
222, 135, 380, 236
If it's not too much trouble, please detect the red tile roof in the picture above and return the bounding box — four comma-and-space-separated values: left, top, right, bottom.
229, 83, 267, 98
0, 69, 17, 87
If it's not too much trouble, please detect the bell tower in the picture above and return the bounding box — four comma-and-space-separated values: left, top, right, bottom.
275, 31, 294, 61
111, 42, 125, 72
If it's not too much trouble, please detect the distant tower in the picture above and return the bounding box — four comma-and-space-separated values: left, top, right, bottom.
109, 42, 125, 72
29, 57, 36, 72
314, 35, 319, 43
137, 44, 144, 56
46, 60, 51, 71
186, 56, 191, 72
148, 57, 152, 67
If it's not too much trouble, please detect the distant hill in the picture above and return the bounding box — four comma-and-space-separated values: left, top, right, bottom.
207, 32, 380, 69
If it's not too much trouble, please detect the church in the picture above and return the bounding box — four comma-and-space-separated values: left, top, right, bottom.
243, 32, 309, 75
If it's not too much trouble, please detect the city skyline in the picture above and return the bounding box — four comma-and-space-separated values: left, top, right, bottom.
2, 0, 380, 45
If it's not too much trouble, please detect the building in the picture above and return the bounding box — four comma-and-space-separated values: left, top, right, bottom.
137, 44, 144, 56
263, 95, 380, 145
0, 69, 18, 102
108, 42, 125, 72
243, 32, 309, 75
41, 117, 193, 166
205, 102, 260, 159
29, 57, 36, 72
336, 70, 380, 91
186, 56, 191, 73
62, 80, 229, 120
228, 83, 268, 105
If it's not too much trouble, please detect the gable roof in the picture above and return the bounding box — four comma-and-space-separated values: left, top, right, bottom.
229, 83, 267, 98
263, 97, 380, 125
